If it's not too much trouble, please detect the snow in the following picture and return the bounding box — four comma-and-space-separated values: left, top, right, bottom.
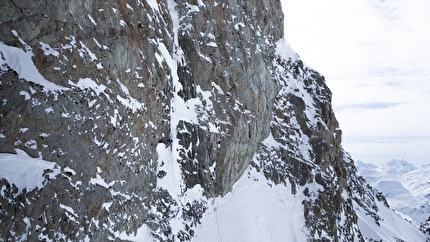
89, 173, 114, 188
63, 166, 76, 175
156, 143, 183, 197
89, 167, 115, 188
39, 42, 60, 57
0, 42, 69, 93
126, 3, 134, 11
146, 0, 159, 11
19, 91, 31, 100
275, 38, 299, 62
114, 79, 146, 112
197, 0, 205, 7
354, 200, 428, 241
402, 165, 430, 198
92, 38, 102, 49
59, 204, 78, 218
87, 14, 97, 26
356, 160, 430, 225
78, 41, 97, 61
44, 107, 54, 114
116, 94, 145, 112
211, 83, 224, 95
113, 224, 153, 241
69, 78, 106, 95
193, 165, 308, 241
0, 149, 61, 193
379, 159, 417, 176
19, 127, 29, 133
206, 42, 217, 47
102, 201, 113, 211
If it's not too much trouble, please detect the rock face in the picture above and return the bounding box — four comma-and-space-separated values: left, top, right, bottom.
0, 0, 428, 241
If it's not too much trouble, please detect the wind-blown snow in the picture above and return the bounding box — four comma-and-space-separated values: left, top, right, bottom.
0, 149, 61, 193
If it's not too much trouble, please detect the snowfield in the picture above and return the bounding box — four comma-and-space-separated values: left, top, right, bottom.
356, 159, 430, 227
193, 165, 308, 242
0, 149, 60, 193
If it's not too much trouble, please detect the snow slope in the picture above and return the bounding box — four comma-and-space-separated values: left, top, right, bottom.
0, 149, 60, 193
355, 199, 428, 241
356, 159, 430, 226
193, 162, 428, 242
193, 164, 308, 242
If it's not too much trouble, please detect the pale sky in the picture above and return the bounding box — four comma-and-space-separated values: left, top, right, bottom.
281, 0, 430, 165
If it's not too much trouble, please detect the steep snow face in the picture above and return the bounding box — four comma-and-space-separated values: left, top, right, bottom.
356, 160, 430, 228
402, 165, 430, 199
193, 163, 308, 242
354, 199, 428, 242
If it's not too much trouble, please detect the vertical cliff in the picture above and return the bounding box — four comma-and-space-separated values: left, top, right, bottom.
0, 0, 428, 241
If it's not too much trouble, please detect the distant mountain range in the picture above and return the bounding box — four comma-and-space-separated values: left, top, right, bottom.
356, 159, 430, 233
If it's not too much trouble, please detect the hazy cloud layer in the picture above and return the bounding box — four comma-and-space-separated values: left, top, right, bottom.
282, 0, 430, 164
335, 102, 402, 112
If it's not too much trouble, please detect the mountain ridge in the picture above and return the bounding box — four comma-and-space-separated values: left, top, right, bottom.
0, 0, 428, 241
356, 159, 430, 232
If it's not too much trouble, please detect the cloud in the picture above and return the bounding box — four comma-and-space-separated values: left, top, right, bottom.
345, 134, 430, 144
342, 134, 430, 165
281, 0, 430, 164
335, 102, 402, 112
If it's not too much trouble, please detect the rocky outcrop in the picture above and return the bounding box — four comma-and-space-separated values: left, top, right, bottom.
1, 0, 176, 240
1, 0, 428, 241
0, 0, 283, 240
170, 0, 283, 196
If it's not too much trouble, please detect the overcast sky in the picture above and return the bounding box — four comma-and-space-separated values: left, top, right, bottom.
281, 0, 430, 165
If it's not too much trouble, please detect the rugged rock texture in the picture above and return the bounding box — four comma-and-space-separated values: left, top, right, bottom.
1, 0, 173, 240
171, 0, 283, 196
0, 0, 282, 240
0, 0, 428, 241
